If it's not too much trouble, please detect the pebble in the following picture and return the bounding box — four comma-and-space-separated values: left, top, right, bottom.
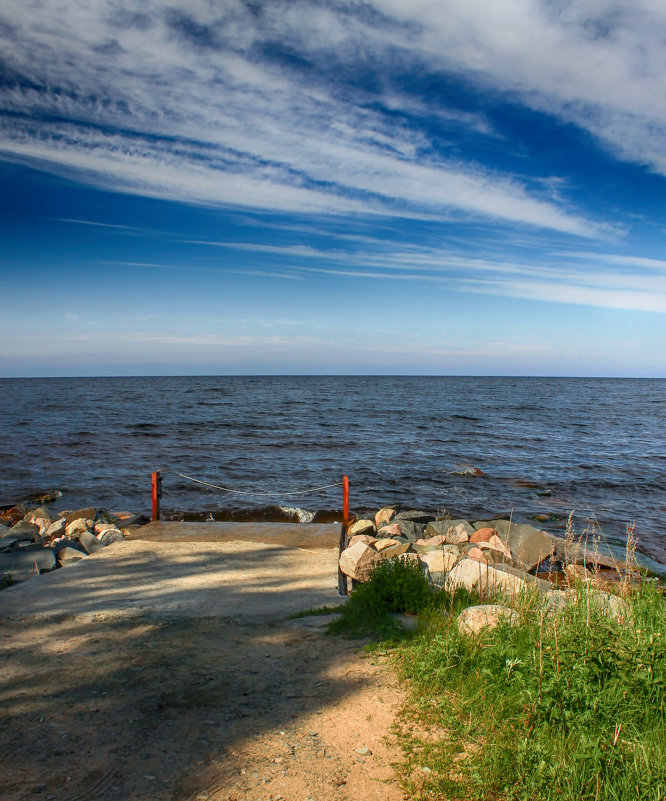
355, 746, 372, 756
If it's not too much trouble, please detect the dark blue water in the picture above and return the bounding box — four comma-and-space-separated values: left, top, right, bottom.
1, 376, 665, 571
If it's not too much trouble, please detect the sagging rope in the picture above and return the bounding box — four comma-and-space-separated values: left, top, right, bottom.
172, 470, 345, 498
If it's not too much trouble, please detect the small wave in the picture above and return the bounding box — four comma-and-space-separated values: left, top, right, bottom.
278, 505, 316, 523
451, 467, 485, 477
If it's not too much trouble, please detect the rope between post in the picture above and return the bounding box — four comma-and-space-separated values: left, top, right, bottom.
172, 471, 344, 498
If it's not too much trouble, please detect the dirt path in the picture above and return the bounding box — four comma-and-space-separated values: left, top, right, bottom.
0, 535, 407, 801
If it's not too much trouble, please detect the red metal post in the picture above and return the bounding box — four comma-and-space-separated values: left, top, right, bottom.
151, 470, 162, 521
342, 475, 349, 526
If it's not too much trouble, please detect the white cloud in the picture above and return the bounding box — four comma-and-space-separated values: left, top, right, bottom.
0, 0, 605, 235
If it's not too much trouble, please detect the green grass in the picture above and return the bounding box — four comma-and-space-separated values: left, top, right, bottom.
328, 557, 434, 639
329, 555, 666, 800
393, 579, 666, 801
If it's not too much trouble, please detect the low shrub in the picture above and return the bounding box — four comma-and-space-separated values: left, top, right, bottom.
329, 557, 433, 638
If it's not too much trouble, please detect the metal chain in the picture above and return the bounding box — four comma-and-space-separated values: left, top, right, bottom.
171, 471, 344, 498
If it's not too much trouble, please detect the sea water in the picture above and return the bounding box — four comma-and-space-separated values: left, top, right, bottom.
1, 376, 664, 571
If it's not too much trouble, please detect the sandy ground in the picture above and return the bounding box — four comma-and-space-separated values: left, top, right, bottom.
0, 533, 407, 801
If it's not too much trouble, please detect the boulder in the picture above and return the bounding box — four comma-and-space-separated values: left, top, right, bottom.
390, 520, 425, 541
347, 519, 376, 538
24, 506, 58, 526
374, 538, 401, 552
470, 527, 497, 544
377, 522, 402, 538
44, 518, 67, 540
378, 542, 411, 559
0, 545, 57, 582
396, 552, 419, 566
9, 521, 41, 543
0, 534, 24, 551
339, 541, 382, 581
79, 530, 104, 555
348, 534, 377, 548
467, 546, 489, 563
478, 535, 512, 560
65, 518, 94, 540
57, 546, 87, 565
425, 519, 473, 541
420, 551, 456, 584
446, 558, 550, 597
415, 534, 445, 547
65, 508, 99, 525
544, 588, 630, 621
475, 520, 555, 572
457, 604, 519, 636
375, 507, 396, 527
98, 528, 124, 546
393, 510, 435, 524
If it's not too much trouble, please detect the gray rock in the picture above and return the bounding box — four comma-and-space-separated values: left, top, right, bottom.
457, 604, 519, 636
9, 521, 41, 543
24, 506, 58, 525
426, 519, 474, 540
446, 558, 551, 597
0, 524, 9, 535
0, 534, 25, 550
347, 519, 377, 537
79, 530, 104, 555
391, 520, 425, 541
0, 545, 57, 582
65, 518, 94, 541
65, 507, 99, 525
474, 520, 555, 572
57, 546, 87, 565
44, 518, 67, 539
98, 528, 124, 546
377, 541, 411, 558
393, 510, 435, 524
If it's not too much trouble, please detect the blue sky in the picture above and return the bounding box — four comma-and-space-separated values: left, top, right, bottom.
1, 1, 666, 376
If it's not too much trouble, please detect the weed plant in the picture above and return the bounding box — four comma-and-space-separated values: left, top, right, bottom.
394, 579, 666, 801
328, 557, 433, 639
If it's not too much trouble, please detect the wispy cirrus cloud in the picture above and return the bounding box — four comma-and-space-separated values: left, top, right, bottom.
0, 0, 611, 236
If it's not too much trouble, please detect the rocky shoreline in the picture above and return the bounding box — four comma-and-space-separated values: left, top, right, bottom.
339, 506, 637, 621
0, 502, 147, 586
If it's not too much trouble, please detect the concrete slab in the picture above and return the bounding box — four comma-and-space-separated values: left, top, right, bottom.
0, 538, 345, 623
129, 520, 342, 548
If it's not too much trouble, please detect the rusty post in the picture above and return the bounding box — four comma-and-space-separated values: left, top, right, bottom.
151, 470, 162, 522
338, 475, 350, 595
342, 474, 349, 526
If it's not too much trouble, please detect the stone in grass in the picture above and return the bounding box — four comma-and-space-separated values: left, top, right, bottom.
544, 588, 630, 621
475, 520, 555, 572
347, 519, 376, 538
446, 558, 551, 597
477, 534, 513, 560
457, 604, 519, 636
420, 550, 456, 575
339, 541, 382, 581
79, 530, 104, 555
374, 507, 396, 527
